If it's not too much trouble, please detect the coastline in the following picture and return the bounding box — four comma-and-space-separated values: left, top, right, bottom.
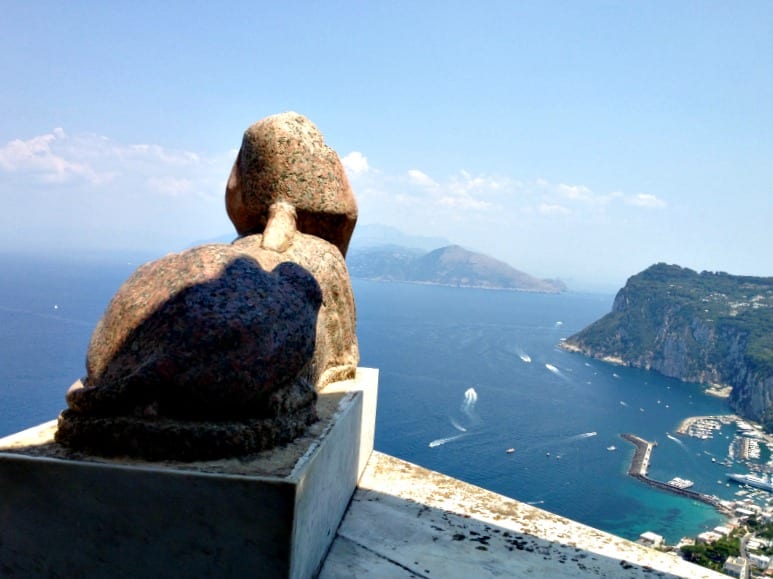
675, 414, 739, 436
558, 341, 626, 366
351, 277, 565, 294
559, 344, 735, 400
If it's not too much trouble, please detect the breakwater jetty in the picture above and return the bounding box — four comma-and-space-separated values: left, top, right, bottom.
621, 433, 722, 509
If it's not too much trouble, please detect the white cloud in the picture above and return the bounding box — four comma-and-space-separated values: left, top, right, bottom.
626, 193, 667, 208
448, 171, 512, 196
438, 196, 492, 210
0, 128, 105, 184
123, 144, 200, 166
341, 151, 370, 176
0, 128, 228, 199
538, 203, 571, 216
407, 168, 438, 189
0, 129, 237, 255
557, 183, 593, 201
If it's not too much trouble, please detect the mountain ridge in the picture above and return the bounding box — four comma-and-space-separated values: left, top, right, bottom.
347, 244, 566, 293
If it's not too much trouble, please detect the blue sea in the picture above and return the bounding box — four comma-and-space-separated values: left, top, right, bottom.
0, 253, 749, 544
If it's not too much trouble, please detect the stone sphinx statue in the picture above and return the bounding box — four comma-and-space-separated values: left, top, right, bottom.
55, 112, 359, 460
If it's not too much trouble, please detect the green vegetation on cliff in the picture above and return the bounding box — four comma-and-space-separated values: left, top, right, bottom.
563, 263, 773, 426
680, 533, 741, 572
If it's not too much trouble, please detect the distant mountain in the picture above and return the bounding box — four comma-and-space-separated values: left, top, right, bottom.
562, 263, 773, 428
192, 224, 448, 253
190, 227, 566, 293
347, 244, 566, 294
349, 224, 450, 252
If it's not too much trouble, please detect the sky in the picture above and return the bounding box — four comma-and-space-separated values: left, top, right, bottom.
1, 1, 771, 291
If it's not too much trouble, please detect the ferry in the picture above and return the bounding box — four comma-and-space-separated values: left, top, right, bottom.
727, 472, 773, 492
667, 477, 694, 489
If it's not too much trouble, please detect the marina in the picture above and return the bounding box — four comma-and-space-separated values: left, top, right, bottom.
675, 415, 732, 439
621, 433, 723, 509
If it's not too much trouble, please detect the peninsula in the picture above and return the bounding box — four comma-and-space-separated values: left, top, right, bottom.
347, 244, 566, 293
561, 263, 773, 428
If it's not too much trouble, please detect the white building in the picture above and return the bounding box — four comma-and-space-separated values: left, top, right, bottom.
638, 531, 664, 548
696, 531, 722, 544
722, 556, 748, 578
748, 553, 770, 570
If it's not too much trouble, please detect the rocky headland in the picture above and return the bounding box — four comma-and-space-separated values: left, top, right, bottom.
562, 263, 773, 428
347, 244, 566, 293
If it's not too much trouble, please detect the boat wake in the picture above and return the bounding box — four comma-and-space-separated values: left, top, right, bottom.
429, 434, 468, 448
666, 433, 687, 449
568, 431, 598, 441
461, 387, 479, 423
545, 363, 571, 382
430, 388, 480, 448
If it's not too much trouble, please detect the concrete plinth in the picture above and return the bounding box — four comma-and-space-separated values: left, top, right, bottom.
0, 368, 377, 579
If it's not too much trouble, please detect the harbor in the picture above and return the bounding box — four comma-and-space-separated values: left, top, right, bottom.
621, 433, 723, 509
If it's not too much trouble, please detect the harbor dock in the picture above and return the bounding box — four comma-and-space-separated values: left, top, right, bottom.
621, 433, 722, 508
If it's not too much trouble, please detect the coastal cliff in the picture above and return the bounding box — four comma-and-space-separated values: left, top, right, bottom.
562, 263, 773, 427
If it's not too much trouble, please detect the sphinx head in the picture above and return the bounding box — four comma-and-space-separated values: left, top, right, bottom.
226, 112, 358, 257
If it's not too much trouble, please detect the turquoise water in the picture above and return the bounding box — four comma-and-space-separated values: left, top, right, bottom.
0, 255, 741, 543
354, 279, 733, 543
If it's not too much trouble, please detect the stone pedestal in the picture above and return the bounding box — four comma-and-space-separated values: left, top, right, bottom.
0, 368, 377, 579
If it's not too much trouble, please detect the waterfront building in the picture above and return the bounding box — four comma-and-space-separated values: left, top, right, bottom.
638, 531, 665, 548
722, 556, 748, 578
749, 553, 770, 571
697, 531, 723, 544
735, 506, 757, 519
713, 525, 731, 537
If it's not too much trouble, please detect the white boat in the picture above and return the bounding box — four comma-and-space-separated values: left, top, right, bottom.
727, 472, 773, 492
607, 445, 616, 451
667, 477, 694, 489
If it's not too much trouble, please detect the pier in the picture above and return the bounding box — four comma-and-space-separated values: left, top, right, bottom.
621, 433, 722, 508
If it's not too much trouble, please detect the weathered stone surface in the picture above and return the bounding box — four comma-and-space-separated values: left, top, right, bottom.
56, 245, 322, 458
56, 112, 360, 460
57, 380, 317, 461
72, 245, 321, 419
234, 231, 358, 390
226, 112, 358, 257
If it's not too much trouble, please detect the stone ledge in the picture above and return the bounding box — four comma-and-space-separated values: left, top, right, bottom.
319, 451, 726, 579
0, 368, 378, 579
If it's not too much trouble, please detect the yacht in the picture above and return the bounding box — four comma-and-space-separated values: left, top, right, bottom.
727, 472, 773, 492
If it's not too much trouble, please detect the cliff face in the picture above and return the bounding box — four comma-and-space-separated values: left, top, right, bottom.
563, 263, 773, 426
